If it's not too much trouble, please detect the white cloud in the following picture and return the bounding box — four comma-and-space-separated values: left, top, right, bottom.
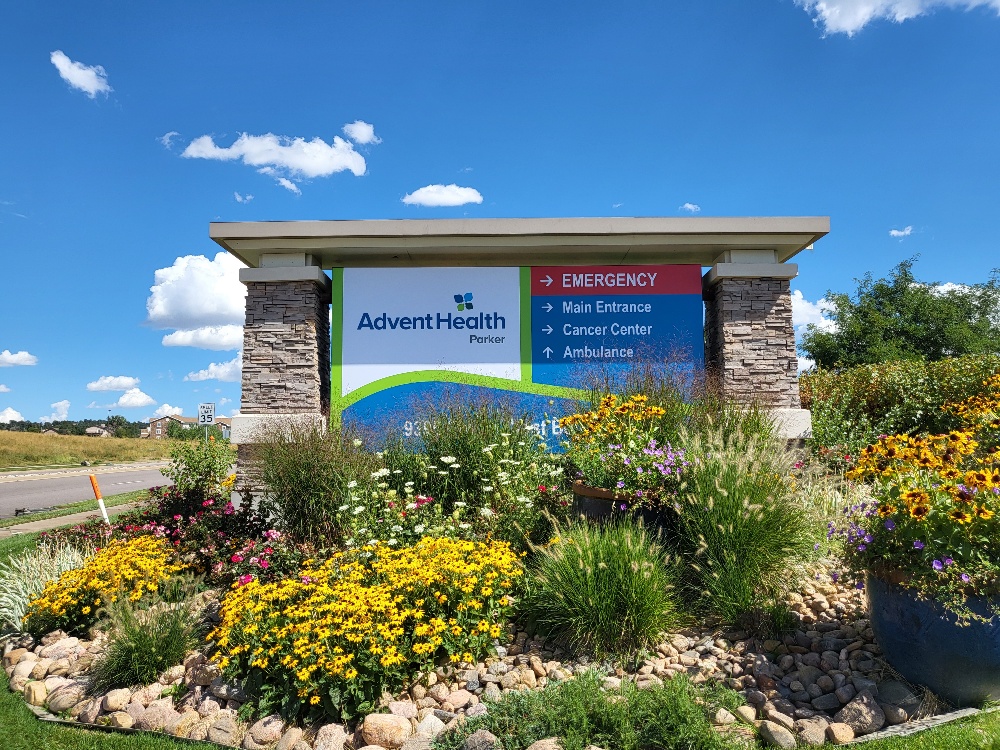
161, 325, 244, 351
791, 289, 838, 336
153, 403, 183, 418
234, 192, 254, 203
679, 202, 701, 213
181, 131, 368, 193
402, 184, 484, 207
184, 355, 242, 383
0, 407, 24, 423
889, 225, 913, 238
147, 252, 246, 332
50, 50, 112, 98
798, 357, 817, 373
0, 385, 8, 393
113, 388, 156, 408
796, 0, 1000, 35
219, 397, 232, 406
159, 131, 180, 149
39, 399, 70, 423
86, 375, 140, 391
0, 350, 38, 367
342, 120, 381, 145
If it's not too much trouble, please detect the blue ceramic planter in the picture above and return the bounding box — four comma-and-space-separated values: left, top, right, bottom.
867, 575, 1000, 706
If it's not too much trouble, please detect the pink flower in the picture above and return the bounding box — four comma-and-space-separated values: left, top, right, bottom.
173, 514, 183, 521
263, 547, 274, 554
224, 503, 235, 515
237, 574, 253, 586
249, 557, 259, 565
259, 559, 269, 569
202, 499, 214, 507
231, 554, 244, 563
264, 529, 281, 540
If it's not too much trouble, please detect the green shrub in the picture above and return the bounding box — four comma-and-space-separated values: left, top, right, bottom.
433, 670, 742, 750
160, 435, 236, 504
672, 419, 811, 633
248, 421, 382, 545
519, 521, 681, 657
89, 598, 201, 694
801, 354, 1000, 457
0, 541, 94, 634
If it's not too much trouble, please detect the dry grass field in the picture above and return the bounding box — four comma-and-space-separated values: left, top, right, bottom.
0, 432, 173, 469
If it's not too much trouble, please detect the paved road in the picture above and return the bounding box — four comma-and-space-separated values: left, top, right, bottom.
0, 463, 169, 518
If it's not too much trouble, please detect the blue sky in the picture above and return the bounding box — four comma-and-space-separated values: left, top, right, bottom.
2, 1, 999, 424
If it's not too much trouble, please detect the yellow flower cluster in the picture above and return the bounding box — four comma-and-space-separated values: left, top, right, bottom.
849, 431, 978, 482
23, 537, 184, 636
559, 394, 667, 442
209, 536, 522, 723
946, 375, 1000, 431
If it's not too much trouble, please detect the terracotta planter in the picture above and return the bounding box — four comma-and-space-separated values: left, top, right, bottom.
571, 481, 671, 535
867, 574, 1000, 706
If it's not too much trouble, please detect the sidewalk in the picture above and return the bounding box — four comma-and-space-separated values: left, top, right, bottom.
0, 503, 141, 539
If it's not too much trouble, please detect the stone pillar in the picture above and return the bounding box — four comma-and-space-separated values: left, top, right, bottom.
230, 259, 331, 491
703, 251, 810, 438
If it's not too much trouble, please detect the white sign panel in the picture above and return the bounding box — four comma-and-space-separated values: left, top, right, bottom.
198, 402, 216, 425
341, 267, 522, 396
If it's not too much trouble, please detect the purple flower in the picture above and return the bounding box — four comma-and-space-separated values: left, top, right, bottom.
944, 557, 954, 566
855, 581, 865, 590
619, 503, 627, 511
857, 544, 867, 552
932, 560, 943, 571
962, 573, 972, 583
616, 480, 625, 489
831, 572, 839, 582
914, 540, 925, 550
863, 533, 873, 543
884, 519, 895, 531
814, 543, 821, 550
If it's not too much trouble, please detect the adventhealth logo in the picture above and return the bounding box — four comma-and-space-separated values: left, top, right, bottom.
357, 291, 505, 332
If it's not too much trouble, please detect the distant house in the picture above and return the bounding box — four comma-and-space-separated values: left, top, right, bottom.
85, 425, 112, 438
41, 429, 59, 436
145, 414, 231, 439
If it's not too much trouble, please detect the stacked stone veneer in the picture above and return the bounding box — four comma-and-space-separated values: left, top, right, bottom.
241, 280, 331, 416
703, 276, 799, 409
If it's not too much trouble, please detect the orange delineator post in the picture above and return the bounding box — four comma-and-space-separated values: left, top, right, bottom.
89, 474, 111, 525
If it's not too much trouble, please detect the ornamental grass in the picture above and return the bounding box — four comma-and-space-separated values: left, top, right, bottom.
209, 537, 522, 723
22, 536, 185, 637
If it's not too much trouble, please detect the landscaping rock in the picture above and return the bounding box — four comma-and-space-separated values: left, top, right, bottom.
38, 637, 79, 660
190, 662, 222, 686
46, 681, 86, 713
389, 700, 418, 718
401, 739, 433, 750
447, 689, 473, 709
30, 658, 53, 680
461, 729, 499, 750
159, 664, 185, 684
208, 714, 242, 746
466, 703, 488, 718
249, 713, 286, 744
362, 713, 413, 749
24, 680, 47, 706
136, 704, 175, 731
77, 697, 103, 724
826, 722, 855, 744
125, 701, 146, 722
276, 727, 305, 750
134, 682, 164, 706
198, 695, 223, 717
713, 708, 736, 725
416, 713, 446, 738
167, 710, 202, 738
795, 717, 829, 747
103, 688, 131, 712
526, 740, 561, 750
735, 705, 757, 723
3, 648, 28, 669
765, 708, 795, 731
881, 702, 909, 725
315, 723, 349, 750
47, 658, 72, 677
107, 711, 134, 728
834, 689, 885, 735
759, 721, 797, 749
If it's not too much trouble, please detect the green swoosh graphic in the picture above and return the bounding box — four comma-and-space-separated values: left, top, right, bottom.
334, 370, 588, 412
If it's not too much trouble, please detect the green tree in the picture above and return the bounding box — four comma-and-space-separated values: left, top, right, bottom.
800, 258, 1000, 369
166, 419, 225, 441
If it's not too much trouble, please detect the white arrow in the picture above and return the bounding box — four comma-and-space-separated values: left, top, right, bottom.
543, 346, 553, 359
543, 303, 553, 313
542, 325, 553, 334
541, 275, 553, 287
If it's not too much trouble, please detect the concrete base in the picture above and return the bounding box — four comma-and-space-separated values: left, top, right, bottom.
230, 412, 327, 445
771, 408, 812, 440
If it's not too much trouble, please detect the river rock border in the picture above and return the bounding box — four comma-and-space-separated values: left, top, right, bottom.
0, 570, 982, 749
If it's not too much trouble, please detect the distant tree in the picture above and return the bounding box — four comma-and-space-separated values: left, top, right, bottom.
800, 259, 1000, 370
167, 419, 225, 442
104, 414, 143, 438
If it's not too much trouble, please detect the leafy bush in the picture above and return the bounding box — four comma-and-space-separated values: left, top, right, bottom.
160, 436, 236, 504
801, 354, 1000, 457
0, 541, 95, 634
89, 598, 201, 693
671, 419, 811, 633
433, 670, 743, 750
519, 521, 681, 657
211, 537, 522, 723
23, 537, 185, 637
